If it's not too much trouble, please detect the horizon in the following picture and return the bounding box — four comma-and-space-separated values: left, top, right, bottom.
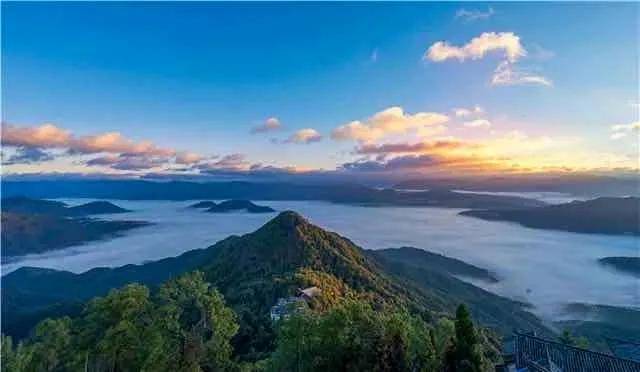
2, 2, 639, 184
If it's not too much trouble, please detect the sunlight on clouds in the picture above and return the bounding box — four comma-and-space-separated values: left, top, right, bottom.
286, 128, 322, 144
426, 32, 525, 63
332, 106, 449, 142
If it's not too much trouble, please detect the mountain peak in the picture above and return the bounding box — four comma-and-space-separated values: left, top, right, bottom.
266, 210, 309, 229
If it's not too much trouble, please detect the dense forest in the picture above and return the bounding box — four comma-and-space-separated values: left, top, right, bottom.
1, 271, 494, 372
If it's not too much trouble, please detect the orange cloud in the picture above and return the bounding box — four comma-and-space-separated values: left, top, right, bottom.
332, 107, 449, 142
2, 123, 175, 157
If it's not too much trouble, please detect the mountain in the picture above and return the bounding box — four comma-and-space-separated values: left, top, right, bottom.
2, 211, 549, 351
1, 180, 546, 209
206, 200, 275, 213
66, 201, 130, 215
598, 257, 640, 278
368, 249, 546, 338
2, 197, 130, 217
188, 201, 217, 208
372, 247, 498, 283
460, 197, 640, 235
189, 200, 275, 213
1, 212, 150, 260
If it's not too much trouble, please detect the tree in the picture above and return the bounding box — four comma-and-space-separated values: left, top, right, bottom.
559, 329, 589, 349
21, 317, 73, 371
76, 283, 157, 371
445, 304, 486, 372
268, 300, 438, 372
146, 271, 239, 371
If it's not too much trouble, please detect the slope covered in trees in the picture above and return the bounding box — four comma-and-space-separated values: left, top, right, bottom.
3, 211, 548, 362
2, 271, 497, 371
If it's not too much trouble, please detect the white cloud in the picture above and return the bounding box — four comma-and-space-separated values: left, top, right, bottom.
426, 32, 525, 63
286, 128, 322, 144
251, 117, 282, 134
491, 61, 552, 87
454, 105, 484, 118
425, 32, 551, 88
455, 7, 495, 22
463, 119, 492, 129
610, 121, 640, 140
332, 106, 450, 142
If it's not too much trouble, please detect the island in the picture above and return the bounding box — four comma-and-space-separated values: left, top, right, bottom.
459, 197, 640, 235
188, 201, 218, 209
2, 197, 131, 217
1, 212, 150, 260
1, 197, 147, 261
189, 199, 275, 213
66, 201, 130, 215
598, 257, 640, 278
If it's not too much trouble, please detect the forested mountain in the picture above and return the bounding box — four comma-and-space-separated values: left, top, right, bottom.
3, 211, 548, 356
460, 197, 640, 235
1, 198, 147, 260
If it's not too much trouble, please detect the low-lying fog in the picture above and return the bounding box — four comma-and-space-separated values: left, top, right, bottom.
3, 197, 638, 322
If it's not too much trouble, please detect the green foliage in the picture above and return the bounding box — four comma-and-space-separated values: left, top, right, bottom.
559, 329, 589, 349
2, 271, 238, 372
268, 300, 440, 372
443, 304, 490, 372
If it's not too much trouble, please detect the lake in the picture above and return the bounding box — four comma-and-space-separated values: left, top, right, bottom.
3, 198, 638, 322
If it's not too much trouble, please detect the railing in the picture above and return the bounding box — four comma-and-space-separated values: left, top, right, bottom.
515, 332, 640, 372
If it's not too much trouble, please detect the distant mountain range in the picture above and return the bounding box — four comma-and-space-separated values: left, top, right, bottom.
2, 211, 549, 349
189, 199, 276, 213
460, 197, 640, 235
1, 198, 149, 260
1, 180, 546, 209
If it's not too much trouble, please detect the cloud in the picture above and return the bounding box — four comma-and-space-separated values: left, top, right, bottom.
610, 121, 640, 140
175, 151, 203, 165
425, 32, 551, 87
332, 106, 450, 142
463, 119, 492, 129
2, 147, 55, 165
356, 139, 473, 155
2, 123, 72, 148
455, 7, 495, 22
454, 105, 484, 118
85, 154, 167, 171
426, 32, 525, 63
491, 61, 552, 87
285, 128, 322, 144
251, 117, 282, 134
2, 123, 176, 157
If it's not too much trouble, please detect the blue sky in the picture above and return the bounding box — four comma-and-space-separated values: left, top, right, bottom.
2, 2, 638, 177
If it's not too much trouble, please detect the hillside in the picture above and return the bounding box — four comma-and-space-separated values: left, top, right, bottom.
66, 201, 130, 215
2, 211, 548, 356
2, 197, 131, 217
598, 257, 640, 278
460, 197, 640, 235
1, 212, 150, 260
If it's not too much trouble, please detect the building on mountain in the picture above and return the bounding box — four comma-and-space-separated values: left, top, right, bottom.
270, 286, 322, 321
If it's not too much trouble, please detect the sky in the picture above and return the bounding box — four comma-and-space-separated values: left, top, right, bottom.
2, 2, 639, 181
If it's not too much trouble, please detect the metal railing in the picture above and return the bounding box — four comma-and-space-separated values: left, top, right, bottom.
515, 332, 640, 372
